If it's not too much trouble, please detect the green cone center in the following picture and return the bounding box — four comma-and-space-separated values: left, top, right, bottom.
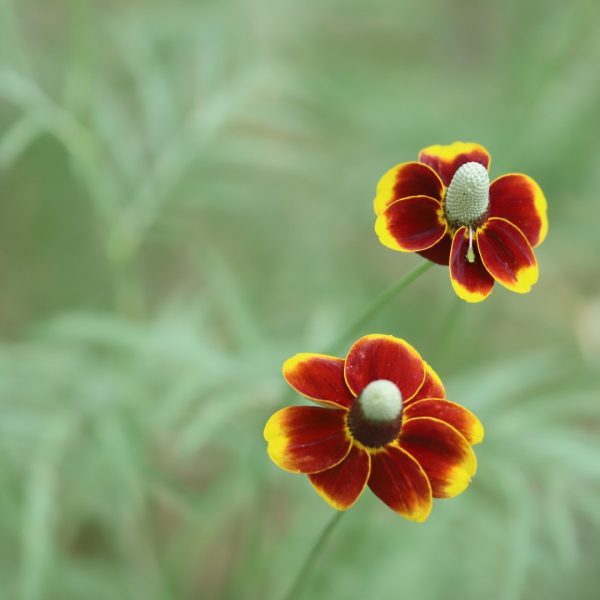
358, 380, 402, 420
444, 161, 490, 226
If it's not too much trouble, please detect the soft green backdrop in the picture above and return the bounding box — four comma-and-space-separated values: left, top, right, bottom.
1, 1, 600, 599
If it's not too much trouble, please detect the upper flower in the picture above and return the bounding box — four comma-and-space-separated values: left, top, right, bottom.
264, 334, 483, 521
373, 142, 548, 302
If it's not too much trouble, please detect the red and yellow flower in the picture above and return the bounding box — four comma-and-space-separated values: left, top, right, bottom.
374, 142, 548, 302
264, 334, 483, 521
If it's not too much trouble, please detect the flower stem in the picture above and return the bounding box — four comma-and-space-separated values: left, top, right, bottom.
283, 511, 344, 600
326, 261, 434, 354
280, 262, 434, 596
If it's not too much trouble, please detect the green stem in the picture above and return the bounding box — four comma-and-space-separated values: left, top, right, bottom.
280, 261, 434, 597
283, 511, 344, 600
326, 261, 434, 354
283, 261, 434, 406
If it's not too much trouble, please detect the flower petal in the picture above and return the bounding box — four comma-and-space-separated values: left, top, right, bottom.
477, 217, 539, 293
417, 231, 452, 265
489, 174, 548, 247
449, 227, 495, 303
418, 142, 491, 186
264, 406, 351, 474
344, 334, 425, 402
367, 445, 432, 521
283, 353, 354, 409
309, 445, 370, 510
406, 362, 446, 405
399, 417, 477, 498
373, 162, 444, 215
403, 400, 484, 445
375, 196, 447, 252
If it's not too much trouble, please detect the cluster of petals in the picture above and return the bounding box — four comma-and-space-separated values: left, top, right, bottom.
374, 142, 548, 302
264, 334, 483, 521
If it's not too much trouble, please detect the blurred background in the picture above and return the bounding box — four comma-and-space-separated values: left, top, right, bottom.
1, 0, 600, 598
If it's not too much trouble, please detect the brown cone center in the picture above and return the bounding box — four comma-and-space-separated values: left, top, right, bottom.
347, 396, 402, 448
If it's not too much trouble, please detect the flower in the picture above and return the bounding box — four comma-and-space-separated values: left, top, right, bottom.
373, 142, 548, 302
264, 334, 483, 521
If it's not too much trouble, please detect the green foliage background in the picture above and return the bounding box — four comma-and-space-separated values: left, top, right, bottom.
1, 1, 600, 599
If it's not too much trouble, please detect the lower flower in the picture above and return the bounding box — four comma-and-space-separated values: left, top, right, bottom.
264, 334, 484, 521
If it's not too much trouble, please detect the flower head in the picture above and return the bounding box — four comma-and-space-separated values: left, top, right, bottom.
374, 142, 548, 302
264, 334, 483, 521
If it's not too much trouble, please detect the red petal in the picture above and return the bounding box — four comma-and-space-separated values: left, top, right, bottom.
477, 218, 539, 293
368, 445, 432, 521
417, 231, 452, 265
373, 162, 444, 215
403, 400, 484, 445
449, 227, 495, 303
309, 445, 370, 510
489, 174, 548, 248
399, 417, 477, 498
375, 196, 447, 252
283, 353, 354, 409
406, 362, 446, 405
344, 334, 425, 402
264, 406, 351, 473
418, 142, 491, 187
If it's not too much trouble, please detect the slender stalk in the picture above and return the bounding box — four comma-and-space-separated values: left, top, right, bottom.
283, 260, 434, 405
283, 511, 344, 600
280, 261, 434, 597
326, 261, 434, 354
